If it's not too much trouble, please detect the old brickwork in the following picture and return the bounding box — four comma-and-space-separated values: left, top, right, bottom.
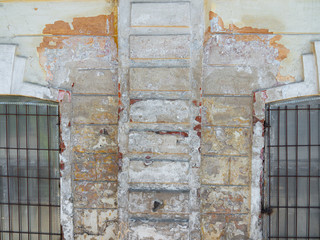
1, 0, 320, 239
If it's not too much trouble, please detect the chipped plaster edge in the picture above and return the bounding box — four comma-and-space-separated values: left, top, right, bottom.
250, 53, 319, 240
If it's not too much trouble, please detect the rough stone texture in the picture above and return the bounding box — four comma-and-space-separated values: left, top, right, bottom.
130, 35, 190, 59
72, 125, 118, 153
73, 153, 118, 181
201, 186, 250, 213
203, 66, 260, 95
74, 221, 118, 240
73, 96, 118, 124
201, 156, 229, 185
128, 190, 189, 215
203, 97, 252, 126
74, 209, 118, 234
129, 68, 190, 92
230, 157, 250, 185
128, 220, 189, 240
130, 100, 189, 123
72, 69, 118, 95
129, 161, 189, 184
74, 181, 117, 209
128, 131, 189, 154
202, 127, 251, 155
131, 2, 190, 27
201, 214, 249, 240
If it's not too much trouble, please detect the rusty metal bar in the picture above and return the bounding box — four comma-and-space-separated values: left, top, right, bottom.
16, 106, 22, 240
295, 105, 298, 239
5, 105, 12, 240
0, 113, 59, 117
277, 106, 280, 239
26, 105, 30, 240
0, 147, 59, 151
267, 106, 271, 238
269, 108, 320, 111
0, 230, 61, 236
36, 106, 41, 240
0, 176, 60, 180
47, 106, 52, 240
0, 203, 60, 208
285, 106, 288, 237
269, 144, 320, 147
307, 105, 311, 238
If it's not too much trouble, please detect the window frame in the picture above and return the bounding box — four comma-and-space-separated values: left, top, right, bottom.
263, 96, 320, 239
0, 97, 62, 240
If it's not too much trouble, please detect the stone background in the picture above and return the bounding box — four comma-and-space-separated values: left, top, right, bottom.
0, 0, 320, 239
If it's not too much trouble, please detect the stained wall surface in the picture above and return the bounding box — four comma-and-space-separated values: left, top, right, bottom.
0, 0, 319, 239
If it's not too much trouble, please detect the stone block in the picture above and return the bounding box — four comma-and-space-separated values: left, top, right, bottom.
96, 154, 118, 182
73, 153, 118, 181
72, 125, 117, 153
74, 182, 117, 208
129, 161, 189, 184
128, 220, 189, 239
74, 158, 96, 181
130, 67, 190, 91
74, 221, 118, 240
200, 186, 250, 213
131, 2, 190, 27
72, 69, 117, 95
129, 131, 189, 154
201, 214, 249, 239
74, 209, 99, 234
203, 66, 277, 95
73, 96, 118, 124
201, 156, 229, 185
129, 190, 189, 216
202, 97, 252, 126
130, 99, 189, 123
230, 157, 250, 185
203, 66, 256, 95
130, 35, 190, 59
202, 127, 250, 155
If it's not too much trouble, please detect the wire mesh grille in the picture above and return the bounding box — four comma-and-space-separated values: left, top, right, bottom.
0, 102, 61, 240
264, 98, 320, 239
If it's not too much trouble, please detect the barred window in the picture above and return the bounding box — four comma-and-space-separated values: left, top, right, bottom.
264, 97, 320, 239
0, 96, 61, 240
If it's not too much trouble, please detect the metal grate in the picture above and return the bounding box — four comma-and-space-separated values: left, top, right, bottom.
0, 101, 61, 240
264, 98, 320, 239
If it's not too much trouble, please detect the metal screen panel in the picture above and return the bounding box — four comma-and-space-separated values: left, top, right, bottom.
264, 97, 320, 239
0, 101, 61, 240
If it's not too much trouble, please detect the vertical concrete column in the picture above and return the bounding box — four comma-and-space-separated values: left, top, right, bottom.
117, 0, 131, 238
117, 0, 204, 239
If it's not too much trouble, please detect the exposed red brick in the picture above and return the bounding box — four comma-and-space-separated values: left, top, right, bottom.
192, 100, 198, 106
130, 99, 143, 105
195, 116, 201, 123
60, 161, 65, 171
59, 141, 66, 153
194, 124, 201, 131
